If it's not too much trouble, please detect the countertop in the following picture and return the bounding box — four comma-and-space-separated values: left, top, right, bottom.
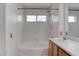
49, 38, 79, 56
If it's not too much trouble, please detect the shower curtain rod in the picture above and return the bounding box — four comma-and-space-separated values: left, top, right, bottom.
17, 8, 79, 11
17, 8, 50, 10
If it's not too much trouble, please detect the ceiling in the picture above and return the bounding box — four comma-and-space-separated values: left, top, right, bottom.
68, 3, 79, 10
23, 3, 53, 9
20, 3, 79, 10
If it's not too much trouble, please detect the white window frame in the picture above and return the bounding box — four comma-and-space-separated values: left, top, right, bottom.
26, 15, 36, 22
37, 15, 46, 22
26, 15, 47, 22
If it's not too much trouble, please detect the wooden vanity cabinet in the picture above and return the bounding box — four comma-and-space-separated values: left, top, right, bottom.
48, 40, 58, 56
52, 42, 58, 56
48, 40, 71, 56
58, 47, 71, 56
48, 40, 53, 56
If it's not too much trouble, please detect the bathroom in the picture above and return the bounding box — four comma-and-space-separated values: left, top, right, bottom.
0, 3, 79, 56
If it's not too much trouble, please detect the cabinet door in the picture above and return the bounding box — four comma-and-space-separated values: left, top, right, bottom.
58, 48, 70, 56
48, 40, 53, 56
52, 43, 58, 56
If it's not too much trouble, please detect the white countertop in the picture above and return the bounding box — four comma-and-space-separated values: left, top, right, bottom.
49, 38, 79, 56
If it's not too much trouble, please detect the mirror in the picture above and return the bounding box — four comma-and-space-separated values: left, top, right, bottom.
50, 4, 59, 38
65, 3, 79, 38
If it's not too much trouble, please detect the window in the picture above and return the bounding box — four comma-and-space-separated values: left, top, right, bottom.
68, 16, 76, 22
17, 15, 22, 22
26, 15, 46, 22
37, 15, 46, 22
27, 15, 36, 22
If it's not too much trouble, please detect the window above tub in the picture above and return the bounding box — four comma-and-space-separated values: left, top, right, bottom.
26, 15, 47, 22
27, 15, 36, 22
37, 15, 46, 22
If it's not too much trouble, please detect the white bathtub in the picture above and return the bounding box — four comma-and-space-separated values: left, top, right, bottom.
18, 41, 48, 56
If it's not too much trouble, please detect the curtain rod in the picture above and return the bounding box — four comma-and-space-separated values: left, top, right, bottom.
17, 8, 79, 11
17, 8, 50, 10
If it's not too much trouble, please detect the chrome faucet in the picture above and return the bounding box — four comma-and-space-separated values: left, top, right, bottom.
63, 32, 68, 40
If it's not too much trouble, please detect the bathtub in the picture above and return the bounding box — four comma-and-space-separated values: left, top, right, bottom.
18, 41, 48, 56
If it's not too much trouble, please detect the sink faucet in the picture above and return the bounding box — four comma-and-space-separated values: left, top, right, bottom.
63, 37, 67, 40
63, 32, 68, 40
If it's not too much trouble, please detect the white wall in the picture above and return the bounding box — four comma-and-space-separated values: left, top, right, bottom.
23, 22, 48, 42
0, 3, 6, 55
22, 10, 49, 42
5, 3, 22, 56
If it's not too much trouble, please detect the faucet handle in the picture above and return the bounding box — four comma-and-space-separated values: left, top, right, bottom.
65, 32, 68, 35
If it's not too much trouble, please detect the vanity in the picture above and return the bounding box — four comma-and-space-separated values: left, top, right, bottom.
48, 38, 79, 56
48, 4, 79, 56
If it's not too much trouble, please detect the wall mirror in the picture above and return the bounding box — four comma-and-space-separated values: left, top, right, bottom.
65, 3, 79, 39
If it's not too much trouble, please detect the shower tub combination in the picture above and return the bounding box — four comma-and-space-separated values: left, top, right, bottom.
18, 41, 48, 56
